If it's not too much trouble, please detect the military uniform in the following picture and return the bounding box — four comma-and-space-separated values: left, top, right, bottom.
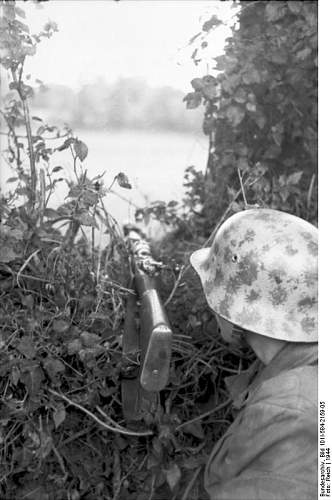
204, 342, 318, 500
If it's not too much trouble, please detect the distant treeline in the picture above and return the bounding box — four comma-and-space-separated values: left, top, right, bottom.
30, 77, 204, 133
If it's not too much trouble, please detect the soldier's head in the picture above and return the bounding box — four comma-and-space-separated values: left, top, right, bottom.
190, 209, 318, 353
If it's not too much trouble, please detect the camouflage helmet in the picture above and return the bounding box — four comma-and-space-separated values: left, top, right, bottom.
190, 209, 318, 342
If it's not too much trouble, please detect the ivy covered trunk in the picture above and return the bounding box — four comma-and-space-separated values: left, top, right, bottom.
185, 0, 318, 236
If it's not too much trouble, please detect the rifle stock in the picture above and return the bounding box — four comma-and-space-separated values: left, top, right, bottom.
121, 225, 173, 419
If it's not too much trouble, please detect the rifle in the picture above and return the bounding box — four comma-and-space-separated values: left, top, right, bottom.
121, 225, 173, 421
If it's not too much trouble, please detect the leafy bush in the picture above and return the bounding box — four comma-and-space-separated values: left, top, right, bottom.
0, 3, 131, 498
182, 0, 317, 236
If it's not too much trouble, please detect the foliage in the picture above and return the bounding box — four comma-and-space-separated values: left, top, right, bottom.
0, 3, 249, 499
182, 0, 318, 236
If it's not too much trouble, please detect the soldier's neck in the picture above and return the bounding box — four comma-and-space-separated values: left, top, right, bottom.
246, 331, 287, 365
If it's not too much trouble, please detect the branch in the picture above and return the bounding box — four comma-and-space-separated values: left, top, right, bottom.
0, 131, 71, 140
181, 466, 202, 500
49, 388, 153, 437
164, 265, 185, 307
11, 65, 37, 207
237, 167, 248, 207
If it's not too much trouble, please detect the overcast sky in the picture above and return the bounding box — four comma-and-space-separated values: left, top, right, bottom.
23, 0, 236, 91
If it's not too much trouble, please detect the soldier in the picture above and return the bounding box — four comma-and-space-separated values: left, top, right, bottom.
190, 208, 318, 500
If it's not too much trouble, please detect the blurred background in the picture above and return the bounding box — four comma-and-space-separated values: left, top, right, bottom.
1, 0, 236, 229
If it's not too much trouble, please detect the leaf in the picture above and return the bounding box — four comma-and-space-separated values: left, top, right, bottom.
183, 92, 202, 110
80, 331, 101, 348
234, 87, 247, 104
21, 295, 34, 309
167, 200, 178, 208
15, 6, 26, 18
202, 85, 217, 100
202, 75, 217, 86
44, 357, 65, 382
254, 113, 266, 130
57, 137, 75, 152
11, 365, 20, 386
16, 187, 31, 197
181, 421, 205, 439
67, 338, 83, 355
203, 116, 215, 135
0, 245, 19, 263
77, 212, 99, 227
242, 68, 261, 85
226, 105, 245, 127
22, 44, 36, 57
6, 177, 18, 183
79, 346, 104, 365
44, 208, 59, 219
20, 364, 44, 398
269, 51, 288, 65
17, 337, 36, 359
271, 123, 284, 147
263, 144, 281, 159
288, 2, 301, 14
52, 319, 70, 334
53, 404, 66, 428
202, 15, 222, 32
13, 19, 29, 33
74, 139, 88, 161
82, 190, 98, 206
265, 2, 286, 22
165, 463, 181, 491
37, 126, 46, 137
190, 78, 204, 91
214, 54, 238, 73
52, 166, 63, 173
116, 172, 132, 189
9, 82, 19, 91
221, 73, 241, 93
287, 171, 303, 185
246, 102, 257, 112
296, 47, 311, 61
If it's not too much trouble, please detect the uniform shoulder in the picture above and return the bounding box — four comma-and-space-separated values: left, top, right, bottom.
249, 364, 317, 411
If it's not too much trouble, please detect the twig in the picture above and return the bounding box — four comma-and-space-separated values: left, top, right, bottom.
0, 131, 70, 140
113, 440, 122, 500
306, 173, 316, 217
148, 474, 156, 500
11, 64, 37, 207
181, 466, 202, 500
16, 249, 40, 286
59, 426, 96, 447
237, 167, 248, 207
176, 398, 232, 431
96, 406, 127, 430
51, 443, 68, 480
49, 389, 153, 437
39, 168, 46, 224
164, 265, 185, 307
